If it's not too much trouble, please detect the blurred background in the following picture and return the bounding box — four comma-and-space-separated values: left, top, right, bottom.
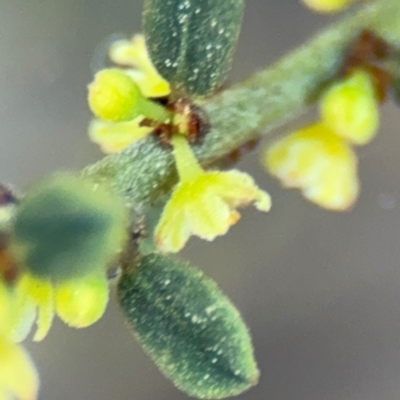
2, 0, 400, 399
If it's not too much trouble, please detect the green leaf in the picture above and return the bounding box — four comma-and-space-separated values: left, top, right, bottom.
117, 253, 259, 399
11, 173, 127, 281
143, 0, 244, 98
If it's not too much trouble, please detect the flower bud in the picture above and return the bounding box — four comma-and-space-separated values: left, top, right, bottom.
320, 69, 379, 145
88, 68, 170, 123
88, 69, 142, 122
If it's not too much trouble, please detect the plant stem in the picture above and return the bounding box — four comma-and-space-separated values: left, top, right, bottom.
171, 135, 203, 182
82, 0, 400, 213
138, 98, 171, 122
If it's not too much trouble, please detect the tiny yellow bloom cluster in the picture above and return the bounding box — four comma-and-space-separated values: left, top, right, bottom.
88, 35, 171, 154
155, 135, 271, 253
0, 281, 39, 400
264, 69, 379, 211
301, 0, 355, 13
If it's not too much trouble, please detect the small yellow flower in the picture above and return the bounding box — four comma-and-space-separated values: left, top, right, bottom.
0, 282, 39, 400
264, 122, 359, 211
109, 34, 170, 98
320, 69, 379, 145
155, 135, 271, 253
88, 118, 153, 154
301, 0, 355, 13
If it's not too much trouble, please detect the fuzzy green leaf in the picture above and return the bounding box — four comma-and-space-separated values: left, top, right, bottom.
11, 174, 127, 281
117, 253, 259, 399
143, 0, 244, 98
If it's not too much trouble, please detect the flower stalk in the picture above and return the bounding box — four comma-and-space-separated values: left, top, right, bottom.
172, 135, 203, 182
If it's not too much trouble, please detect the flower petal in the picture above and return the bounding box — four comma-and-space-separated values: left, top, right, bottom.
187, 193, 234, 241
205, 171, 271, 211
55, 273, 109, 328
303, 155, 359, 210
32, 284, 54, 342
155, 189, 191, 253
89, 118, 152, 154
265, 122, 359, 210
254, 191, 272, 212
125, 69, 171, 99
10, 302, 36, 343
0, 337, 39, 400
14, 275, 54, 342
109, 35, 170, 98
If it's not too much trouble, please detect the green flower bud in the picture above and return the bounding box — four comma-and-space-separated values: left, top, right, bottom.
11, 174, 127, 281
118, 253, 259, 399
320, 69, 379, 145
88, 69, 142, 121
88, 69, 170, 122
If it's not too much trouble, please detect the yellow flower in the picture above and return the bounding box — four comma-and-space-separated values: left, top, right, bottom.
264, 122, 359, 211
0, 282, 39, 400
320, 69, 379, 145
88, 118, 153, 154
301, 0, 355, 13
11, 271, 109, 341
109, 34, 170, 98
155, 135, 271, 253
